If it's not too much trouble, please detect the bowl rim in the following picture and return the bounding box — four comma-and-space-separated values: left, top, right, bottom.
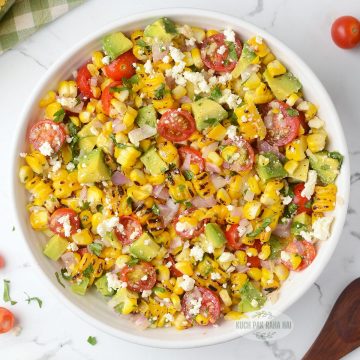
11, 7, 350, 348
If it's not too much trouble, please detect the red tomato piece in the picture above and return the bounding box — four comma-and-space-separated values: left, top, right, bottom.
174, 209, 206, 239
103, 50, 137, 80
120, 262, 156, 292
76, 62, 97, 99
0, 255, 5, 269
281, 240, 316, 271
222, 138, 255, 172
0, 307, 15, 334
331, 16, 360, 49
114, 215, 142, 245
28, 120, 66, 155
261, 100, 301, 146
164, 254, 183, 278
178, 146, 205, 172
49, 208, 80, 238
201, 33, 242, 72
78, 247, 89, 257
225, 224, 243, 251
157, 110, 196, 142
293, 183, 312, 215
182, 286, 221, 325
101, 80, 122, 116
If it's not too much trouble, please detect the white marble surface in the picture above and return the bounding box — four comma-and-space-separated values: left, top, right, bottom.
0, 0, 359, 359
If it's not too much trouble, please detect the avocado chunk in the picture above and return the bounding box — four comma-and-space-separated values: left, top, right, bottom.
140, 147, 168, 176
191, 98, 228, 131
238, 280, 266, 312
255, 152, 287, 182
129, 232, 160, 261
79, 136, 97, 153
144, 17, 177, 44
78, 148, 111, 184
231, 43, 257, 79
77, 119, 101, 138
308, 150, 342, 185
197, 256, 214, 277
288, 159, 309, 183
291, 213, 311, 236
43, 235, 69, 261
70, 277, 90, 296
263, 70, 302, 101
205, 223, 226, 248
268, 235, 288, 260
95, 275, 115, 297
111, 288, 138, 314
102, 32, 133, 61
136, 105, 157, 128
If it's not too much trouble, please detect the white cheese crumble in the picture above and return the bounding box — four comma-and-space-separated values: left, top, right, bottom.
223, 27, 235, 42
162, 55, 170, 63
255, 36, 263, 44
183, 71, 210, 94
175, 221, 194, 233
66, 162, 75, 171
251, 299, 259, 308
67, 242, 79, 251
142, 290, 152, 298
106, 272, 126, 291
144, 59, 154, 75
217, 45, 227, 55
164, 313, 174, 322
141, 275, 148, 281
97, 217, 123, 239
185, 37, 196, 47
219, 89, 242, 109
300, 231, 312, 243
102, 56, 111, 65
301, 170, 317, 200
19, 152, 27, 158
210, 272, 221, 280
180, 275, 195, 291
188, 297, 202, 316
280, 251, 291, 262
58, 215, 71, 237
282, 195, 293, 205
57, 97, 78, 109
49, 157, 61, 173
38, 141, 53, 156
190, 245, 204, 262
312, 216, 334, 241
218, 252, 235, 263
226, 125, 238, 140
169, 46, 185, 62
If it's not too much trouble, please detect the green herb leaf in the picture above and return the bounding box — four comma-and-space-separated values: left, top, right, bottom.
286, 108, 299, 117
96, 204, 104, 212
80, 201, 90, 211
153, 286, 165, 293
61, 268, 72, 280
24, 292, 43, 308
210, 86, 222, 101
226, 41, 238, 62
110, 86, 129, 93
151, 204, 160, 216
329, 151, 344, 166
183, 170, 194, 181
284, 203, 298, 218
67, 122, 80, 163
204, 117, 220, 126
3, 279, 17, 305
247, 217, 272, 238
53, 108, 66, 123
154, 83, 166, 100
122, 74, 139, 88
83, 264, 94, 278
163, 17, 177, 34
136, 39, 151, 51
194, 94, 203, 101
87, 336, 97, 346
55, 272, 65, 287
184, 201, 192, 209
88, 243, 103, 256
127, 257, 140, 267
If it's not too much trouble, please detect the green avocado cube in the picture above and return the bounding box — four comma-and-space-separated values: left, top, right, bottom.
144, 18, 177, 44
140, 147, 168, 176
255, 152, 287, 183
136, 105, 157, 128
129, 232, 160, 261
95, 275, 115, 297
102, 32, 133, 60
71, 277, 90, 296
43, 235, 69, 261
205, 223, 226, 248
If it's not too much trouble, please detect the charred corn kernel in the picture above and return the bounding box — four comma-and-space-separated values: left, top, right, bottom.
110, 99, 127, 114
45, 101, 62, 120
138, 139, 150, 152
79, 210, 92, 228
156, 265, 170, 281
147, 173, 165, 185
228, 175, 243, 199
61, 144, 72, 164
25, 152, 47, 174
235, 250, 247, 265
207, 123, 227, 141
129, 169, 147, 185
195, 314, 209, 325
206, 29, 218, 37
19, 165, 34, 183
91, 212, 103, 234
158, 140, 178, 164
79, 111, 91, 124
262, 52, 276, 65
258, 244, 271, 260
224, 311, 244, 320
100, 247, 121, 260
170, 294, 181, 311
92, 50, 104, 69
181, 103, 192, 112
207, 151, 223, 167
248, 176, 261, 195
91, 86, 101, 98
123, 107, 138, 128
267, 59, 286, 77
216, 188, 231, 205
173, 277, 185, 295
307, 132, 327, 153
230, 273, 248, 291
312, 184, 337, 213
247, 267, 262, 281
130, 184, 153, 201
244, 82, 274, 104
172, 85, 187, 100
58, 80, 77, 98
72, 228, 93, 245
286, 93, 300, 107
243, 201, 262, 220
308, 116, 324, 129
191, 47, 203, 69
174, 313, 190, 330
219, 289, 232, 306
274, 263, 289, 281
144, 197, 154, 209
284, 160, 299, 175
30, 209, 49, 230
116, 147, 141, 168
86, 63, 99, 77
304, 102, 317, 120
174, 261, 193, 276
285, 136, 307, 161
246, 247, 258, 257
39, 90, 56, 107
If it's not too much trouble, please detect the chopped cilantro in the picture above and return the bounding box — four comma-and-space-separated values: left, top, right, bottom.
151, 204, 160, 216
127, 197, 134, 206
247, 217, 272, 238
87, 336, 97, 346
3, 279, 17, 305
154, 83, 166, 100
61, 268, 72, 280
67, 122, 80, 163
204, 117, 220, 126
286, 108, 299, 117
136, 39, 151, 51
88, 243, 103, 256
226, 41, 238, 62
284, 203, 298, 218
210, 86, 222, 101
229, 110, 238, 125
24, 292, 43, 308
163, 17, 177, 34
96, 204, 104, 212
183, 170, 194, 181
53, 108, 66, 123
110, 86, 129, 93
122, 74, 139, 88
80, 201, 90, 211
194, 94, 203, 101
329, 151, 344, 166
83, 264, 94, 278
55, 272, 65, 288
127, 257, 140, 267
184, 201, 192, 209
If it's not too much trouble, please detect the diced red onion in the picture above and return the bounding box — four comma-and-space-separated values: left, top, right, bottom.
235, 265, 249, 273
61, 252, 77, 271
205, 161, 221, 174
191, 195, 217, 208
152, 184, 169, 200
132, 314, 150, 330
257, 140, 285, 161
128, 125, 157, 147
273, 220, 292, 238
158, 199, 179, 226
152, 43, 169, 62
210, 174, 227, 190
112, 118, 126, 133
90, 77, 98, 87
260, 260, 275, 272
111, 171, 130, 186
79, 186, 87, 202
179, 96, 191, 104
169, 236, 182, 250
181, 153, 192, 171
231, 207, 243, 218
201, 142, 218, 157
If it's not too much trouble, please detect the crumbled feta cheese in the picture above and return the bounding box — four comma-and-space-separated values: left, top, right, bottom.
183, 71, 210, 94
57, 215, 71, 237
49, 157, 61, 173
227, 205, 234, 211
188, 297, 202, 316
180, 275, 195, 291
217, 45, 227, 55
144, 59, 154, 75
255, 36, 263, 44
67, 242, 79, 251
97, 217, 122, 239
141, 275, 148, 281
210, 272, 221, 280
217, 72, 232, 85
219, 89, 242, 109
57, 97, 78, 109
38, 141, 53, 156
312, 216, 334, 241
300, 231, 312, 242
280, 251, 290, 262
265, 226, 271, 233
218, 252, 235, 263
190, 245, 204, 262
162, 55, 170, 63
223, 27, 235, 42
237, 219, 251, 238
169, 46, 185, 62
301, 170, 317, 200
106, 272, 126, 291
142, 290, 152, 298
297, 101, 309, 111
185, 37, 196, 47
226, 125, 237, 140
175, 221, 193, 233
282, 195, 293, 205
19, 152, 27, 158
164, 313, 174, 322
102, 56, 111, 65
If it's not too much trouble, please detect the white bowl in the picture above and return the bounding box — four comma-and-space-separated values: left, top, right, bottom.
12, 8, 350, 348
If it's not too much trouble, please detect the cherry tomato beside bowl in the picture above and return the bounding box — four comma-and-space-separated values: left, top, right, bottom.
103, 50, 137, 80
49, 208, 80, 238
120, 262, 156, 292
0, 307, 15, 334
114, 215, 142, 245
331, 16, 360, 49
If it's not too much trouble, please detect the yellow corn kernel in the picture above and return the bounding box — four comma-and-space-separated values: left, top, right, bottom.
181, 103, 192, 112
230, 273, 248, 291
285, 136, 307, 161
86, 186, 103, 206
25, 152, 47, 174
45, 102, 62, 120
286, 93, 300, 107
290, 253, 302, 270
79, 210, 92, 228
100, 247, 121, 260
147, 173, 165, 185
195, 314, 209, 326
128, 184, 153, 201
174, 313, 190, 330
274, 263, 289, 281
206, 29, 218, 37
110, 99, 127, 115
92, 50, 104, 69
173, 277, 185, 295
153, 287, 171, 299
129, 169, 147, 185
170, 294, 181, 311
191, 27, 205, 42
206, 124, 226, 141
312, 184, 337, 213
115, 255, 131, 269
228, 175, 243, 200
243, 200, 262, 220
72, 228, 93, 245
304, 102, 317, 120
91, 212, 103, 234
116, 147, 141, 168
258, 244, 271, 260
29, 210, 49, 230
123, 107, 138, 128
244, 83, 274, 104
247, 267, 262, 281
58, 80, 77, 98
217, 289, 231, 307
190, 47, 203, 69
182, 51, 194, 67
247, 176, 261, 195
172, 85, 187, 100
39, 90, 56, 107
247, 36, 270, 57
156, 265, 170, 281
220, 145, 237, 162
207, 151, 223, 167
224, 311, 244, 320
86, 63, 99, 77
79, 111, 92, 124
216, 188, 231, 205
284, 160, 299, 175
158, 140, 179, 164
174, 261, 193, 276
246, 247, 258, 258
267, 59, 287, 77
234, 251, 247, 266
307, 132, 327, 153
19, 165, 34, 183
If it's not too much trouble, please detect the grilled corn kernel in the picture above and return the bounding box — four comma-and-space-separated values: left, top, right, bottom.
206, 29, 219, 37
219, 289, 232, 306
181, 103, 192, 112
235, 250, 247, 265
285, 136, 307, 161
174, 261, 193, 276
216, 188, 231, 205
243, 201, 262, 220
172, 85, 187, 100
30, 210, 49, 230
284, 160, 299, 175
274, 263, 290, 281
128, 184, 153, 201
158, 140, 178, 164
262, 52, 276, 65
123, 106, 138, 127
156, 265, 170, 281
19, 165, 34, 183
173, 277, 185, 295
39, 90, 56, 107
79, 210, 92, 228
228, 175, 243, 199
286, 93, 300, 107
45, 102, 62, 120
307, 132, 327, 153
25, 152, 48, 174
115, 255, 131, 268
116, 147, 141, 168
79, 111, 91, 124
191, 27, 206, 42
91, 212, 103, 234
195, 314, 209, 325
248, 176, 261, 195
258, 244, 271, 260
247, 267, 262, 281
72, 228, 93, 245
267, 59, 286, 77
207, 151, 223, 167
86, 186, 103, 207
174, 313, 190, 330
58, 80, 77, 98
129, 169, 147, 185
230, 273, 248, 291
92, 51, 104, 69
246, 247, 258, 257
170, 294, 181, 311
224, 311, 244, 320
207, 123, 227, 141
191, 47, 203, 69
147, 173, 165, 185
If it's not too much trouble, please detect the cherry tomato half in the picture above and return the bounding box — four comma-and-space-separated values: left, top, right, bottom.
178, 146, 205, 172
261, 100, 301, 146
157, 110, 196, 142
182, 286, 221, 325
103, 50, 137, 80
281, 240, 316, 271
114, 215, 142, 245
0, 307, 15, 334
331, 16, 360, 49
49, 208, 80, 238
222, 138, 255, 172
120, 262, 156, 292
225, 224, 243, 251
164, 254, 183, 278
101, 80, 122, 116
201, 34, 242, 72
76, 62, 97, 99
29, 120, 66, 155
174, 209, 207, 239
293, 183, 312, 215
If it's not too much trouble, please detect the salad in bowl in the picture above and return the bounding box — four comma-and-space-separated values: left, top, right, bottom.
18, 16, 344, 330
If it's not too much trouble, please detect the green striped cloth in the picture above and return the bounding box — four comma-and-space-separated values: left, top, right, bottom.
0, 0, 85, 55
